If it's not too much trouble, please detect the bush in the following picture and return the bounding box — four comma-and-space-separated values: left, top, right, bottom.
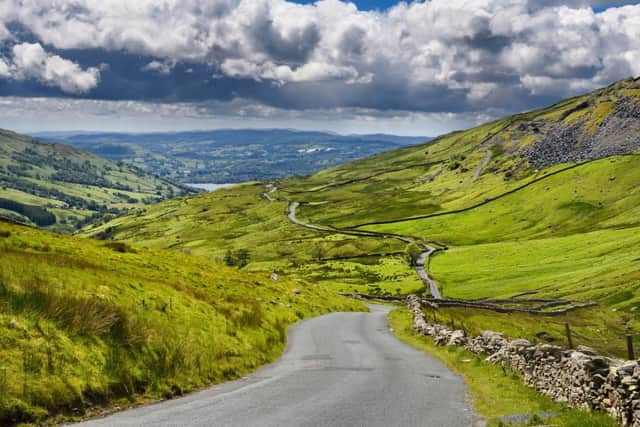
103, 242, 137, 253
224, 249, 250, 268
405, 243, 423, 266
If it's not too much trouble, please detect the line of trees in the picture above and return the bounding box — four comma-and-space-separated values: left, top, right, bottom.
0, 198, 56, 226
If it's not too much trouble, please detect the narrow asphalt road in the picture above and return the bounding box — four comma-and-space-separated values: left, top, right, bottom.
288, 202, 442, 298
415, 248, 441, 299
75, 306, 475, 427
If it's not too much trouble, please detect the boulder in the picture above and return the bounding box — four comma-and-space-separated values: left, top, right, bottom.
447, 330, 467, 346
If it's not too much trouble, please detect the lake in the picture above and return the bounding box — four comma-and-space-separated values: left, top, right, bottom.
185, 183, 235, 192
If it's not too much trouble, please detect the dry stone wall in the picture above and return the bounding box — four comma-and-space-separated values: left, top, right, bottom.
407, 295, 640, 426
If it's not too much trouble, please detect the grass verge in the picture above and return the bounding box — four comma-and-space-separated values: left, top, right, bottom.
388, 308, 619, 427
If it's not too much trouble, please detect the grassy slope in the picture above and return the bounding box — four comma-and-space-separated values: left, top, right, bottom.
86, 78, 640, 357
0, 220, 362, 425
84, 183, 418, 295
363, 154, 640, 356
366, 155, 640, 301
286, 78, 640, 227
0, 130, 190, 232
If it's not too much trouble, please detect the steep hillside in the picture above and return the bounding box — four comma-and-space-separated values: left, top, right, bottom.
0, 220, 361, 425
86, 77, 640, 357
283, 77, 640, 227
36, 129, 431, 184
0, 130, 192, 232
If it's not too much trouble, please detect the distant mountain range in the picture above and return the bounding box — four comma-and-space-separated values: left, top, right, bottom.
32, 129, 432, 183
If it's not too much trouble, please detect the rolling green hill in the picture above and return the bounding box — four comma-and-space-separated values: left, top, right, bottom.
86, 77, 640, 358
0, 220, 361, 424
0, 130, 193, 232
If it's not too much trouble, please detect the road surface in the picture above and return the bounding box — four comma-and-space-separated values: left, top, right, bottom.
288, 202, 442, 298
75, 305, 476, 427
415, 247, 441, 299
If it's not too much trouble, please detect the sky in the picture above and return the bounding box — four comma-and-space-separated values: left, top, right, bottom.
291, 0, 402, 10
0, 0, 639, 136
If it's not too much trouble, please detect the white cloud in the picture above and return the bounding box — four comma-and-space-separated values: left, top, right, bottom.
0, 23, 10, 42
0, 0, 639, 111
0, 58, 10, 78
4, 43, 100, 94
142, 60, 175, 75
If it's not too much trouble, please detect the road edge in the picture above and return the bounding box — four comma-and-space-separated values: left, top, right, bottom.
386, 308, 618, 427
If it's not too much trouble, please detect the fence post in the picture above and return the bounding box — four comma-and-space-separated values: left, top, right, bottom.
627, 335, 635, 360
565, 323, 573, 349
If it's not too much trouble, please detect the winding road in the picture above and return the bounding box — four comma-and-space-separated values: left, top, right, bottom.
288, 202, 442, 299
74, 305, 475, 427
415, 248, 440, 299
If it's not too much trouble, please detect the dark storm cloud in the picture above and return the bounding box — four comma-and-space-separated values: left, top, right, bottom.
462, 30, 512, 53
252, 17, 320, 64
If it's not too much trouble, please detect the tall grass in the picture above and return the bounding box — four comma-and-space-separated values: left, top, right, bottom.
1, 277, 122, 336
0, 222, 363, 425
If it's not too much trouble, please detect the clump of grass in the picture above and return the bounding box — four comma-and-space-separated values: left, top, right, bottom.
232, 301, 265, 328
587, 101, 614, 133
2, 276, 122, 336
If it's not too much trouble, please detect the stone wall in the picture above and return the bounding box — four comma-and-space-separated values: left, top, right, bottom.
407, 295, 640, 426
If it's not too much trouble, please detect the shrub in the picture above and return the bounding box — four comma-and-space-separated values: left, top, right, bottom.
224, 249, 250, 268
405, 243, 423, 266
103, 242, 137, 254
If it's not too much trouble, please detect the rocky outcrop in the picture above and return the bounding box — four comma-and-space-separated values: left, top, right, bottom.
407, 295, 640, 426
521, 96, 640, 168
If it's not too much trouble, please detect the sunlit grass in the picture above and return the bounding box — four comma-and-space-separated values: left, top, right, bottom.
0, 221, 363, 424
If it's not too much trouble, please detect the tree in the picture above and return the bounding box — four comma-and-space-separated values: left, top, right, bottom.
224, 250, 235, 267
224, 249, 250, 268
404, 243, 423, 266
235, 249, 250, 268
